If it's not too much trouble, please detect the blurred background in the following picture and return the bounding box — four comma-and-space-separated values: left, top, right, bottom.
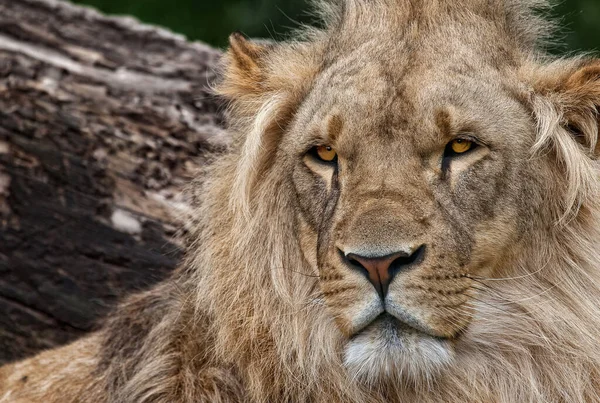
70, 0, 600, 52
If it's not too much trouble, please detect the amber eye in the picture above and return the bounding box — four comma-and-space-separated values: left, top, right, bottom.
442, 137, 479, 171
450, 139, 473, 154
315, 145, 337, 162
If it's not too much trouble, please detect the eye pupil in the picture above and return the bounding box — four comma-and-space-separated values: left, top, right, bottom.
450, 139, 473, 154
315, 145, 337, 162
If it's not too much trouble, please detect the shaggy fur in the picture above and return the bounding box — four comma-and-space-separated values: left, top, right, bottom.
2, 0, 600, 402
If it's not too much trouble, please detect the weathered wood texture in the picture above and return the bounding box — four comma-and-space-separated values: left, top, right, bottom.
0, 0, 225, 364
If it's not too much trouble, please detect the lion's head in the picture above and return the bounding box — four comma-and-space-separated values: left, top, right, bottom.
196, 0, 600, 400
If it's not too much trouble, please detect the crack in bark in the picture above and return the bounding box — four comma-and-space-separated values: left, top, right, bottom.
0, 294, 87, 332
0, 34, 193, 93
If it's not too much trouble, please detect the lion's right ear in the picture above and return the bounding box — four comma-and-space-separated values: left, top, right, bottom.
218, 32, 275, 101
523, 58, 600, 219
526, 59, 600, 158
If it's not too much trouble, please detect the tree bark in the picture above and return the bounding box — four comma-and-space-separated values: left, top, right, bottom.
0, 0, 224, 364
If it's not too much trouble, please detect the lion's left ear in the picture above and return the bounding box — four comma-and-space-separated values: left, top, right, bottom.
527, 59, 600, 158
218, 32, 275, 101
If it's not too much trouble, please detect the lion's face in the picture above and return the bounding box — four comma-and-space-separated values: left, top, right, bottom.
283, 52, 541, 379
218, 2, 600, 398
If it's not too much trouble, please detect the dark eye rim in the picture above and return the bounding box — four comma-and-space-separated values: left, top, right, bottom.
442, 135, 481, 170
306, 145, 338, 165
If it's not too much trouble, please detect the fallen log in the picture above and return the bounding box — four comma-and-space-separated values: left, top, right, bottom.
0, 0, 225, 364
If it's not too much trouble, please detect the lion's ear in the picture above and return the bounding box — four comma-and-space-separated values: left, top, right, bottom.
524, 59, 600, 219
219, 34, 319, 216
529, 59, 600, 158
219, 32, 275, 100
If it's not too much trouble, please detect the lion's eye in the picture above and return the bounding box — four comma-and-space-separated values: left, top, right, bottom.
444, 138, 478, 159
450, 139, 473, 154
314, 145, 337, 162
442, 138, 479, 171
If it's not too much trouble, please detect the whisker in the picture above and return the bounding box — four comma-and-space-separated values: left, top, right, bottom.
469, 280, 562, 306
467, 257, 552, 282
275, 265, 321, 278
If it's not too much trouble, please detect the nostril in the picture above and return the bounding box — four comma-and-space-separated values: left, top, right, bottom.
339, 249, 370, 277
389, 244, 426, 277
348, 258, 362, 268
349, 258, 371, 279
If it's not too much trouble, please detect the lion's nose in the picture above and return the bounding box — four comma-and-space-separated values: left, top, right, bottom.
343, 245, 426, 299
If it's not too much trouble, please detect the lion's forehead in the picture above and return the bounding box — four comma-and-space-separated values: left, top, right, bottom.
303, 56, 526, 153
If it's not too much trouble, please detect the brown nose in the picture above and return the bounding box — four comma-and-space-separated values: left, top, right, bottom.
344, 245, 425, 299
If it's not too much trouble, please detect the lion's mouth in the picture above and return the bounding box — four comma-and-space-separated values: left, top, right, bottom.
343, 312, 456, 380
353, 312, 451, 341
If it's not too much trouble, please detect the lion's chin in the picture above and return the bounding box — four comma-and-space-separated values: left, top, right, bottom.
343, 314, 454, 384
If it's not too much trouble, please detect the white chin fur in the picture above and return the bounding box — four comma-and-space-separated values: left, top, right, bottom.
343, 317, 454, 385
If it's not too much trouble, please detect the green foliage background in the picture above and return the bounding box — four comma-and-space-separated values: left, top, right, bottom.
71, 0, 599, 52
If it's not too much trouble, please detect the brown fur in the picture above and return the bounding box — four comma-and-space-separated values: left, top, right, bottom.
3, 0, 600, 401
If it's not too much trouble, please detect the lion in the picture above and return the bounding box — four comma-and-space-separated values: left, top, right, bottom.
2, 0, 600, 401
